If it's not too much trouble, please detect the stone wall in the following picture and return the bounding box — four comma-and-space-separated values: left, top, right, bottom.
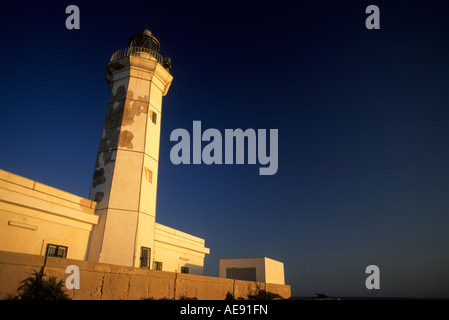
0, 251, 291, 300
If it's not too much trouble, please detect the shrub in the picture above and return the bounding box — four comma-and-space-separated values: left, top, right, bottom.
16, 269, 71, 300
225, 291, 236, 300
248, 289, 282, 300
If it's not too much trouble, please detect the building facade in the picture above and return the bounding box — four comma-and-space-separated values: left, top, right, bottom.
0, 30, 209, 275
219, 257, 285, 285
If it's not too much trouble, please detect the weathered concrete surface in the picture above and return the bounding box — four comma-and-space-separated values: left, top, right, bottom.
0, 251, 291, 300
174, 273, 235, 300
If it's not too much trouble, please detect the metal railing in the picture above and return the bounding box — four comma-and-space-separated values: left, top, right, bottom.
109, 47, 164, 65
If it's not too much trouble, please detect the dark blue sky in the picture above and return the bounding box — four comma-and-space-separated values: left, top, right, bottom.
1, 0, 448, 298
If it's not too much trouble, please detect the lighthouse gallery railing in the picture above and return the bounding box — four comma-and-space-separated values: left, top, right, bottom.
109, 47, 164, 65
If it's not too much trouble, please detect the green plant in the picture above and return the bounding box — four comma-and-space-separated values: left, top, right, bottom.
17, 269, 71, 300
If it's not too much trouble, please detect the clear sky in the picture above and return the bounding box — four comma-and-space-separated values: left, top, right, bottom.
1, 0, 448, 298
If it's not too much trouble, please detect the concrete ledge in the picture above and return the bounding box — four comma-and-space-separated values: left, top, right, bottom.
0, 169, 98, 226
175, 273, 235, 300
0, 250, 291, 300
0, 169, 96, 210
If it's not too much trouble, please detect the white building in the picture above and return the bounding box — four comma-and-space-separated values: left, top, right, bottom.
219, 257, 285, 285
0, 29, 210, 275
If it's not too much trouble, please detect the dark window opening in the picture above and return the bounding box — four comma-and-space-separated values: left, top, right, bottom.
140, 247, 151, 268
152, 111, 157, 124
45, 244, 68, 258
181, 267, 189, 274
154, 261, 163, 271
226, 267, 257, 282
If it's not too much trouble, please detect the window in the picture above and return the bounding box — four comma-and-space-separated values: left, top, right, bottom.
151, 111, 157, 124
226, 267, 257, 281
45, 244, 68, 258
140, 247, 151, 268
181, 267, 189, 274
153, 261, 163, 271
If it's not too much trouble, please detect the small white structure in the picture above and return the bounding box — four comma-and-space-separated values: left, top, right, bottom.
219, 257, 285, 285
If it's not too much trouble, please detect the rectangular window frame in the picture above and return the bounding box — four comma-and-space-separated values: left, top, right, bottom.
153, 261, 163, 271
180, 267, 189, 274
45, 244, 68, 258
140, 247, 151, 269
151, 111, 157, 124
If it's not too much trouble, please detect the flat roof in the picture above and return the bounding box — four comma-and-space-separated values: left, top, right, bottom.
219, 257, 283, 263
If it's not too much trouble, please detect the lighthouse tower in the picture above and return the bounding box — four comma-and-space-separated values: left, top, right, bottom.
87, 30, 173, 267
